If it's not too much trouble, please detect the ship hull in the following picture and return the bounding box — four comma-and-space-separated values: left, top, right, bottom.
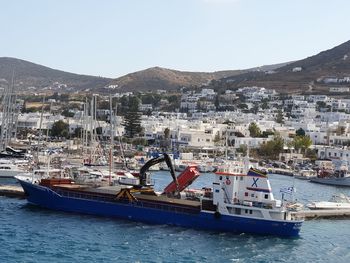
18, 180, 302, 237
310, 177, 350, 187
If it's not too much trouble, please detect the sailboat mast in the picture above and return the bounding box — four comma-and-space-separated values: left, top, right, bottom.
109, 94, 114, 184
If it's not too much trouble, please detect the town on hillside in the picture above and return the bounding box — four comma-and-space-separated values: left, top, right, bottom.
2, 82, 350, 179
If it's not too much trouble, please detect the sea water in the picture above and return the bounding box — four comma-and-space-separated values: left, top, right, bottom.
1, 173, 349, 263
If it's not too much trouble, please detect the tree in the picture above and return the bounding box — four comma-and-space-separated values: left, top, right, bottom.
292, 135, 312, 154
237, 103, 248, 110
122, 96, 142, 138
261, 130, 274, 138
73, 127, 82, 138
258, 135, 284, 159
214, 95, 220, 109
123, 111, 142, 138
164, 128, 170, 139
237, 144, 248, 157
143, 94, 161, 107
51, 120, 69, 138
248, 122, 261, 138
296, 128, 306, 137
316, 101, 327, 111
336, 126, 346, 135
251, 104, 259, 114
160, 127, 172, 151
213, 131, 221, 146
261, 100, 269, 110
61, 109, 74, 118
275, 110, 284, 124
132, 137, 147, 147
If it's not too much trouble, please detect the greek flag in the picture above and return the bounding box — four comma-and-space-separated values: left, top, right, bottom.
280, 186, 294, 195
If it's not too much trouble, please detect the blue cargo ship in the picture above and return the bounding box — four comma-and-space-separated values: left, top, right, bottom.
17, 154, 303, 237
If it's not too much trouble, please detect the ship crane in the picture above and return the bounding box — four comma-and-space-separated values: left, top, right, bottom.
138, 153, 179, 192
137, 153, 200, 197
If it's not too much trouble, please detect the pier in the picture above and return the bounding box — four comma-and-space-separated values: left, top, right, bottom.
293, 209, 350, 220
0, 185, 25, 198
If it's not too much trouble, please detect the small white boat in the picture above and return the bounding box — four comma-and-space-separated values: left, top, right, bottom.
0, 159, 31, 178
294, 169, 317, 180
16, 168, 68, 184
307, 193, 350, 210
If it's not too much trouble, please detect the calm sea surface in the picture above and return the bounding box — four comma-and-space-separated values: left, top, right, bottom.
1, 173, 350, 263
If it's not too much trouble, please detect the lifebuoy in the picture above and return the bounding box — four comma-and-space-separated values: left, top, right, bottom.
226, 179, 231, 185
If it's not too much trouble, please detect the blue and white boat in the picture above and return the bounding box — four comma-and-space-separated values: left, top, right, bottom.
16, 155, 303, 237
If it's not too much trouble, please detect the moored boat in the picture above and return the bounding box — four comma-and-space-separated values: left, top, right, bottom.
306, 194, 350, 210
0, 160, 30, 178
17, 154, 303, 237
310, 172, 350, 187
294, 169, 317, 180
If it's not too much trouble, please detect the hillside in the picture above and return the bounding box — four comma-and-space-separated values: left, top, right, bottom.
2, 39, 350, 95
0, 57, 111, 93
108, 62, 290, 92
108, 67, 247, 92
217, 40, 350, 94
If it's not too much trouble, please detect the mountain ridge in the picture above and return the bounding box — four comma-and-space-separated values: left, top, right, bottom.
217, 40, 350, 93
1, 39, 350, 94
0, 57, 111, 92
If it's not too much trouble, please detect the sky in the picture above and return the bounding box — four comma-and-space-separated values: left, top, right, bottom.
1, 0, 350, 78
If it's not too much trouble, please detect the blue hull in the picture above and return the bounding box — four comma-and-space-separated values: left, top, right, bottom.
18, 180, 302, 237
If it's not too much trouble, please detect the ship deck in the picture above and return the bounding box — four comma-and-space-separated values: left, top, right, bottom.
134, 193, 201, 208
51, 183, 201, 211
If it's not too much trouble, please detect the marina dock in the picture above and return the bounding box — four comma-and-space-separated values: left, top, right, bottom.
293, 209, 350, 220
0, 185, 25, 198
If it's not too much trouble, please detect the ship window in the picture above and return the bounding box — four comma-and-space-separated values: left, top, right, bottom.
264, 194, 269, 199
249, 210, 253, 214
245, 209, 248, 213
215, 190, 219, 193
251, 194, 254, 197
245, 192, 248, 197
219, 176, 222, 180
240, 176, 243, 181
